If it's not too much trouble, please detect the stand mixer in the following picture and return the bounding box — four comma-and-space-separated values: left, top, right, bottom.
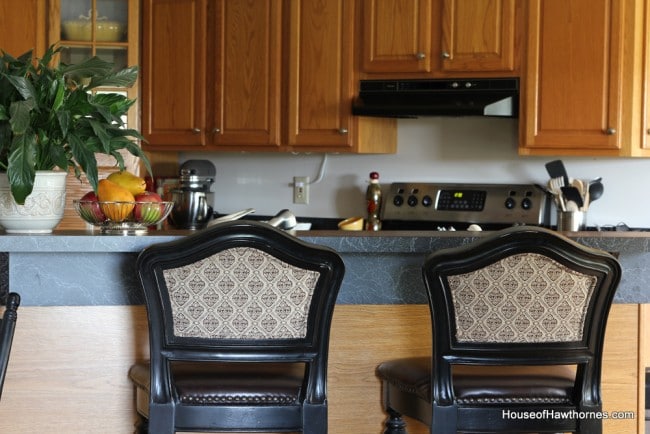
168, 160, 216, 230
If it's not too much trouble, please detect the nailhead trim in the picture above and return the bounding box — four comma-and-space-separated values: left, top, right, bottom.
181, 394, 297, 405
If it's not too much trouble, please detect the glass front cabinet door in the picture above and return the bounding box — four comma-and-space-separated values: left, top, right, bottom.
47, 0, 141, 230
49, 0, 139, 128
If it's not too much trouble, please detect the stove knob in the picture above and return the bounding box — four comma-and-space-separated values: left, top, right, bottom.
422, 195, 433, 207
521, 197, 532, 210
407, 195, 418, 207
504, 197, 516, 209
393, 195, 404, 207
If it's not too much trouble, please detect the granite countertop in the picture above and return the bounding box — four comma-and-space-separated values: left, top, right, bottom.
2, 229, 649, 305
1, 228, 647, 253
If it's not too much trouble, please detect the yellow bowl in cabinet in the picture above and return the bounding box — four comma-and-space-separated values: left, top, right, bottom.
62, 20, 126, 42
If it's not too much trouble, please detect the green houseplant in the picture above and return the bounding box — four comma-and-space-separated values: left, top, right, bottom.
0, 43, 150, 205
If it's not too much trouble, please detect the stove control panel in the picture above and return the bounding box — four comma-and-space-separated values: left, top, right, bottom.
382, 183, 551, 226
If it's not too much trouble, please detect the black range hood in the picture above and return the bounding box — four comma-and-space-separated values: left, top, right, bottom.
352, 78, 519, 118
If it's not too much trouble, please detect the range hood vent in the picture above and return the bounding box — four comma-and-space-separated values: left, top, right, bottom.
352, 78, 519, 118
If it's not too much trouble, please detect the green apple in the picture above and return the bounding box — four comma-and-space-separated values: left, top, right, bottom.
134, 191, 164, 223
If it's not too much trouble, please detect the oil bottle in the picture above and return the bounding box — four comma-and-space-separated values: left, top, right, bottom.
366, 171, 382, 231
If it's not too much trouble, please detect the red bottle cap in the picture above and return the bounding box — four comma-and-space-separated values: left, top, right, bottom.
370, 172, 379, 180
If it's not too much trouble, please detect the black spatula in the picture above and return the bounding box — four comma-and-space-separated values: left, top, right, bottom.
561, 186, 584, 209
545, 160, 569, 186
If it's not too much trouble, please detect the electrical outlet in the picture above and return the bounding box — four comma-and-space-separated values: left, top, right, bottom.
293, 176, 310, 204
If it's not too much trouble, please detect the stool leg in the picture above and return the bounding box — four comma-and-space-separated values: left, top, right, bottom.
384, 408, 407, 434
133, 416, 147, 434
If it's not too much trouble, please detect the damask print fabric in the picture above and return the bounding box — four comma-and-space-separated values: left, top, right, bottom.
162, 247, 320, 340
448, 253, 597, 343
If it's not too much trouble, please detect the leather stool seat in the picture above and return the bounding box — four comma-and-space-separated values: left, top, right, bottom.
377, 357, 576, 405
129, 362, 305, 417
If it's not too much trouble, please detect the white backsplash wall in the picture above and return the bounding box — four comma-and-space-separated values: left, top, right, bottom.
182, 117, 650, 228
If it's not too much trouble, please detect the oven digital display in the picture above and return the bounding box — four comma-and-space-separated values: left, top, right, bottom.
437, 189, 486, 211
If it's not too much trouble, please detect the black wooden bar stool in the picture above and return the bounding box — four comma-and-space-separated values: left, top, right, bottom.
376, 226, 621, 433
128, 220, 344, 434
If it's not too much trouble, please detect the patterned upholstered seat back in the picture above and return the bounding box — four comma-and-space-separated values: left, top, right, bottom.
447, 252, 598, 344
162, 246, 321, 340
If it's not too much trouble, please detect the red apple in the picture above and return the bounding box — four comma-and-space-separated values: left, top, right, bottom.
78, 191, 106, 222
134, 191, 164, 223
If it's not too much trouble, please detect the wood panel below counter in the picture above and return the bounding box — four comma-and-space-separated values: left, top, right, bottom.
0, 304, 641, 433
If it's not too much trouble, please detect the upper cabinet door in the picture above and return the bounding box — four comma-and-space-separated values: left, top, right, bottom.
54, 0, 139, 131
639, 0, 650, 155
361, 0, 433, 73
209, 0, 282, 149
141, 0, 207, 148
440, 0, 516, 72
286, 0, 355, 149
0, 0, 46, 57
520, 0, 625, 154
359, 0, 520, 78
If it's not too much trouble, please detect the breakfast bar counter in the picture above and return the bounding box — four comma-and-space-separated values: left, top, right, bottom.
1, 229, 649, 305
0, 229, 647, 433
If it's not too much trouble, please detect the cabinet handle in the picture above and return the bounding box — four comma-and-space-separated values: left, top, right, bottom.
647, 129, 650, 135
441, 52, 451, 59
415, 52, 426, 60
338, 128, 349, 135
212, 128, 221, 134
192, 128, 201, 134
605, 128, 616, 135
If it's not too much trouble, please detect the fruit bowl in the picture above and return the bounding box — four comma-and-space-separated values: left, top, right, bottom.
74, 200, 174, 234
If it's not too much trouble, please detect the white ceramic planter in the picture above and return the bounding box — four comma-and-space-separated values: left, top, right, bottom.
0, 171, 68, 233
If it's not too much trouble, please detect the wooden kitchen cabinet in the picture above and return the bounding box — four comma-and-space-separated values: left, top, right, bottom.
287, 0, 395, 152
637, 0, 650, 155
360, 0, 520, 78
438, 0, 517, 73
142, 0, 395, 154
37, 0, 142, 230
287, 0, 354, 149
141, 0, 207, 148
519, 0, 628, 156
51, 0, 139, 131
141, 0, 282, 150
360, 0, 433, 74
611, 0, 650, 157
284, 0, 394, 153
0, 1, 46, 57
210, 1, 282, 149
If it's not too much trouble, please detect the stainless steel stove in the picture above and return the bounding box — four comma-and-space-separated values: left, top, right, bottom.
381, 182, 551, 230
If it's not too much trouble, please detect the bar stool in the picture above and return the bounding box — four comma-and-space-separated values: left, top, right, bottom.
128, 220, 344, 434
0, 292, 19, 400
376, 226, 621, 433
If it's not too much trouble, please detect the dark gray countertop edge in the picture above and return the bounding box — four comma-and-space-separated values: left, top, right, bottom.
2, 229, 645, 253
3, 230, 648, 305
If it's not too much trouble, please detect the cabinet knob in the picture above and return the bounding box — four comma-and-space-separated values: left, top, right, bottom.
338, 128, 349, 135
415, 52, 426, 60
212, 128, 221, 134
605, 128, 616, 135
192, 128, 201, 134
647, 128, 650, 135
441, 52, 451, 59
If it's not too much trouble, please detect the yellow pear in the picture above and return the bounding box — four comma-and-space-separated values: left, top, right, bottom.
106, 170, 147, 196
97, 179, 135, 221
